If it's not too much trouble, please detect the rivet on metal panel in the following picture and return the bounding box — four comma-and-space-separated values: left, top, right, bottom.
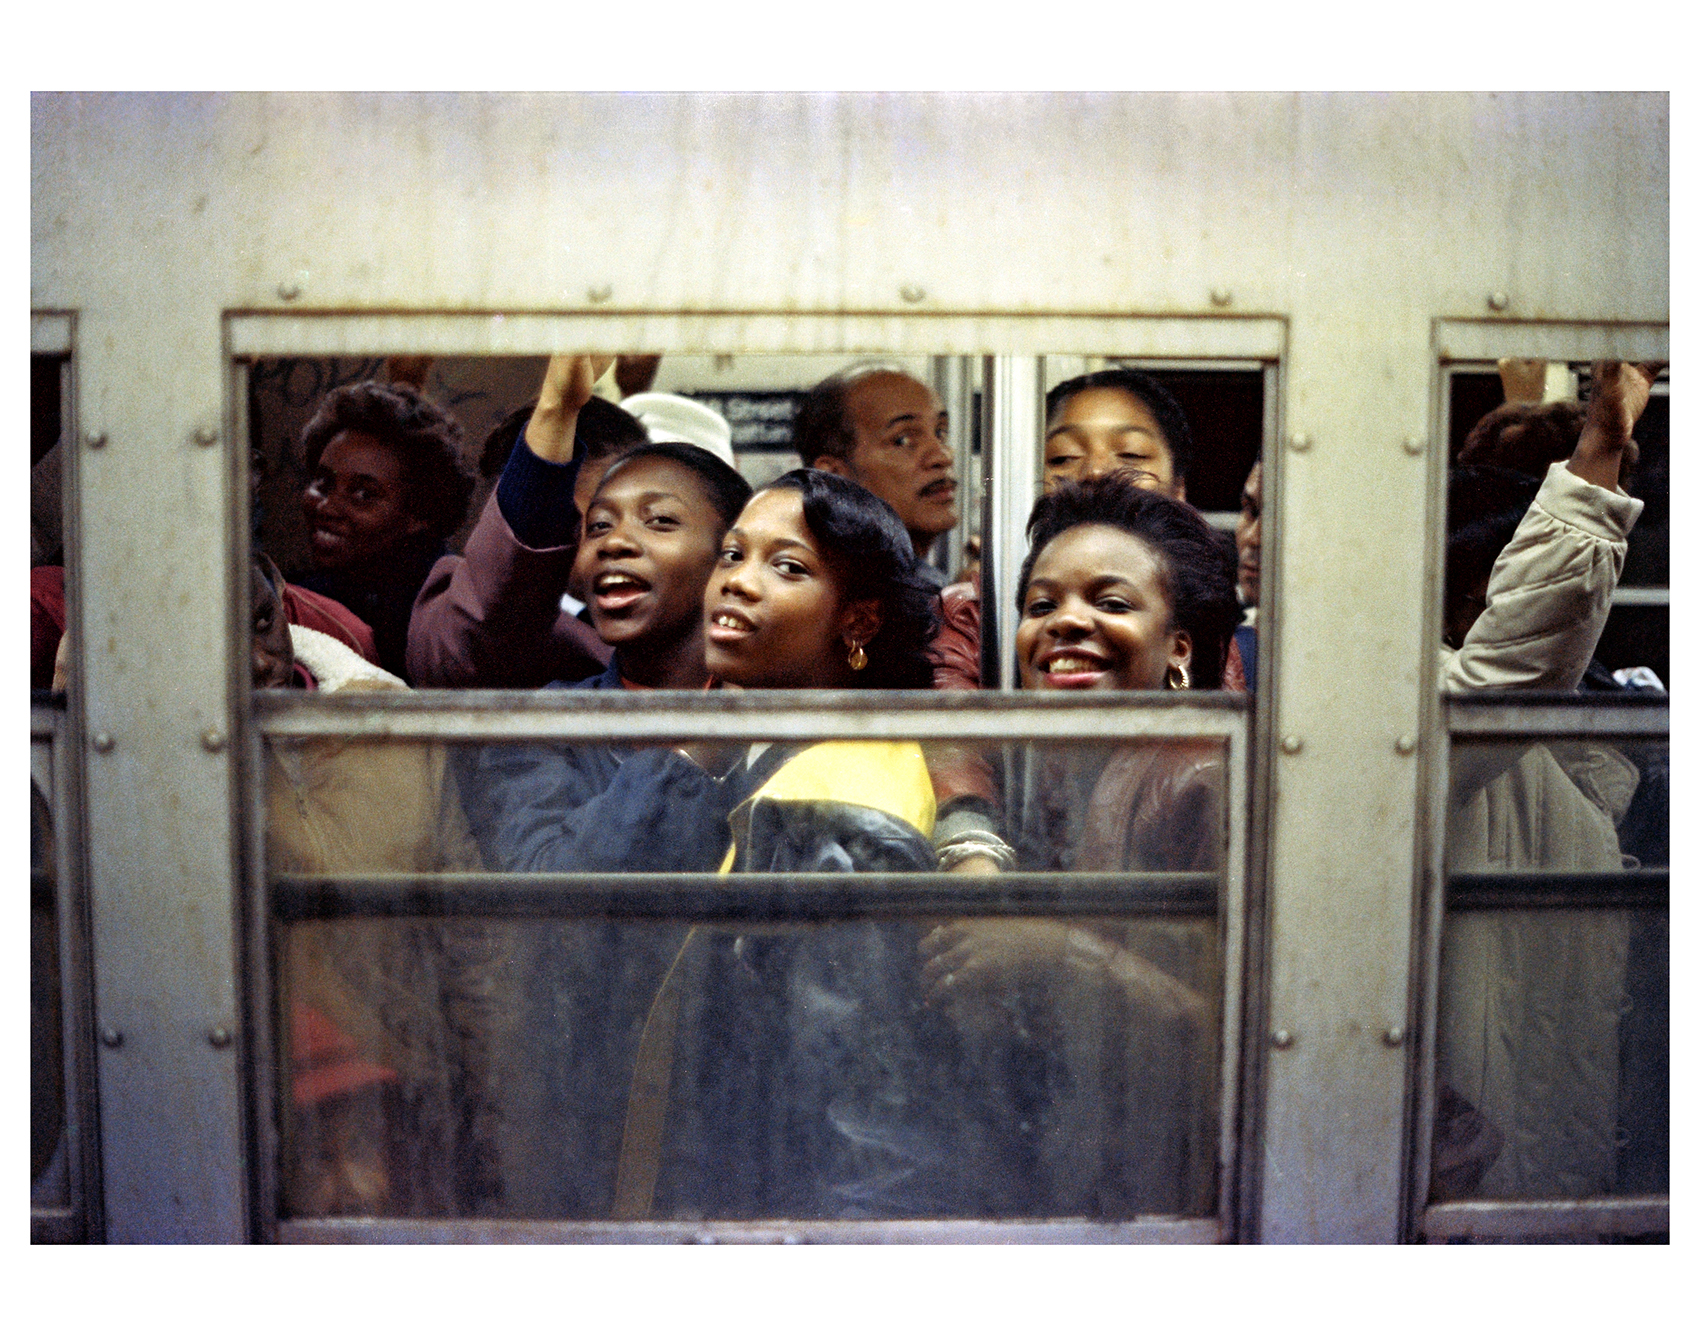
201, 728, 227, 753
1271, 1029, 1295, 1050
1383, 1026, 1405, 1047
208, 1026, 233, 1049
193, 425, 219, 447
1402, 437, 1424, 456
101, 1027, 123, 1049
587, 285, 613, 304
85, 430, 108, 450
900, 284, 927, 304
277, 282, 302, 302
1209, 287, 1232, 307
1487, 291, 1510, 312
1280, 735, 1302, 755
1287, 432, 1312, 453
91, 733, 115, 754
1395, 735, 1417, 755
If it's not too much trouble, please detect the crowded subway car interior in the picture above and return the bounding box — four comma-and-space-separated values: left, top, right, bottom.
29, 92, 1668, 1245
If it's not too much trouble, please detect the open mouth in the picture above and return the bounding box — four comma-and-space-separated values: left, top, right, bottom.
706, 607, 756, 643
1034, 648, 1110, 688
591, 570, 651, 612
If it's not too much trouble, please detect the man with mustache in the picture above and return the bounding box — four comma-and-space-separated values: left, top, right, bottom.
794, 365, 959, 579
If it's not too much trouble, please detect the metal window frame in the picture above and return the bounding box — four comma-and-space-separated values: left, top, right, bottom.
30, 317, 105, 1245
30, 701, 103, 1244
253, 689, 1253, 1243
228, 308, 1279, 1244
1406, 312, 1671, 1244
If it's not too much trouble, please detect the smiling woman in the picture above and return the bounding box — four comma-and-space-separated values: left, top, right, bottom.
295, 381, 475, 680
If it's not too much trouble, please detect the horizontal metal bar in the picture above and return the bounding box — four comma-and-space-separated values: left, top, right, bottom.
1611, 587, 1670, 607
31, 312, 73, 355
1445, 870, 1667, 912
256, 688, 1247, 743
31, 698, 66, 739
1422, 1195, 1667, 1242
278, 1214, 1223, 1245
1435, 319, 1668, 366
1446, 694, 1668, 738
271, 871, 1221, 922
30, 1207, 82, 1245
228, 311, 1287, 361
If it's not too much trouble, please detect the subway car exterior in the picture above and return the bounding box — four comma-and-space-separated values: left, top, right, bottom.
29, 91, 1669, 1244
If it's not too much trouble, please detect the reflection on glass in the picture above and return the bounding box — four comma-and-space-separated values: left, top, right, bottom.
31, 776, 68, 1208
1434, 739, 1668, 1202
270, 736, 1224, 1222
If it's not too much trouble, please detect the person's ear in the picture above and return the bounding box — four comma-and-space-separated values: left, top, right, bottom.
838, 599, 883, 650
1169, 628, 1193, 677
812, 454, 850, 479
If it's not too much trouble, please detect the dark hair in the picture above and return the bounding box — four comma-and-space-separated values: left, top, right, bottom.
1458, 400, 1587, 479
301, 381, 474, 540
1045, 368, 1195, 484
477, 395, 649, 478
1018, 475, 1240, 688
792, 363, 917, 465
1446, 465, 1540, 613
595, 442, 754, 532
763, 468, 941, 689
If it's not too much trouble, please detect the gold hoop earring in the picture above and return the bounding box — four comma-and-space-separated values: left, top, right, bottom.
1165, 662, 1190, 690
847, 639, 868, 671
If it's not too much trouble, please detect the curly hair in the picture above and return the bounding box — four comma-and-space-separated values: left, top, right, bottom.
1018, 475, 1240, 688
1045, 367, 1195, 486
764, 469, 941, 689
301, 380, 475, 540
791, 362, 919, 465
1458, 400, 1590, 479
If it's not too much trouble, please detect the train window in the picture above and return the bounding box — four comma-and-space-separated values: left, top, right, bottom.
1421, 357, 1669, 1243
237, 335, 1272, 1241
31, 338, 100, 1244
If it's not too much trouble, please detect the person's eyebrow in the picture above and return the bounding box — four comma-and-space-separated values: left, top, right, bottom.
882, 410, 923, 430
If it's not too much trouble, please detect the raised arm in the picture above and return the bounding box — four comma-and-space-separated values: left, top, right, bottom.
1442, 361, 1658, 695
405, 356, 615, 687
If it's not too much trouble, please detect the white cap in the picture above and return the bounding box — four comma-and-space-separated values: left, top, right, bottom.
619, 393, 736, 466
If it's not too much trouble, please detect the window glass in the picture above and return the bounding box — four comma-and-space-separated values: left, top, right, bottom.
267, 733, 1229, 1222
1435, 733, 1668, 1205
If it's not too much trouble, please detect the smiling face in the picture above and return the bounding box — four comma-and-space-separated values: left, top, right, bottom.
301, 430, 426, 569
1235, 461, 1262, 607
1016, 524, 1190, 692
570, 455, 726, 686
704, 487, 877, 690
813, 371, 956, 556
1043, 387, 1182, 500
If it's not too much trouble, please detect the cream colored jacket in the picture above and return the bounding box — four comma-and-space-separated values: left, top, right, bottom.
1438, 461, 1645, 1201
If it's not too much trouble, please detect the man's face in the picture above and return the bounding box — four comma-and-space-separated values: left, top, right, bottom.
1043, 387, 1182, 500
1235, 461, 1262, 607
813, 371, 956, 556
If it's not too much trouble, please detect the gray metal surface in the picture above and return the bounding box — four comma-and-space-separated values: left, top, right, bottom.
255, 688, 1248, 741
1422, 1195, 1668, 1242
279, 1216, 1223, 1245
1445, 696, 1670, 737
33, 91, 1668, 1243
